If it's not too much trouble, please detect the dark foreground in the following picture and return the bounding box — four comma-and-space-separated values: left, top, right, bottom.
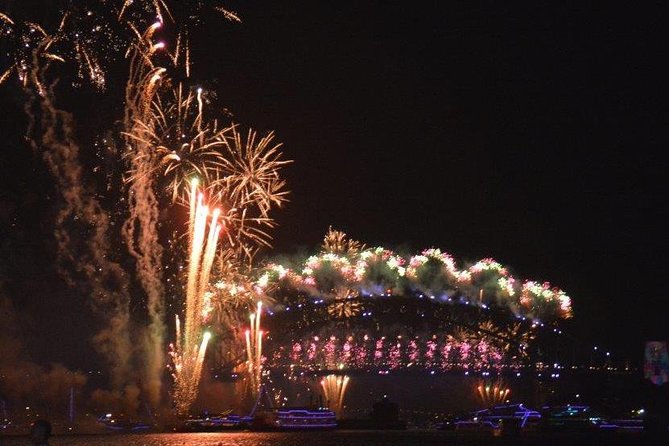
1, 430, 667, 446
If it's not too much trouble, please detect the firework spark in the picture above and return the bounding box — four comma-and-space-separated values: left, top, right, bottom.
216, 127, 291, 217
328, 296, 362, 319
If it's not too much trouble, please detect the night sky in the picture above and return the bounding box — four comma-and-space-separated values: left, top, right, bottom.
1, 1, 667, 369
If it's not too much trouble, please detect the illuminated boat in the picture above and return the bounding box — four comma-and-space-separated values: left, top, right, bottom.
183, 413, 252, 431
455, 403, 541, 431
540, 405, 607, 431
251, 407, 337, 430
274, 408, 337, 430
97, 413, 153, 432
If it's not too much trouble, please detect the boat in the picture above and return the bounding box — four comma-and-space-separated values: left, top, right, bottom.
97, 413, 154, 432
246, 384, 337, 431
275, 408, 337, 430
540, 404, 607, 431
182, 412, 253, 431
455, 403, 541, 432
250, 407, 337, 431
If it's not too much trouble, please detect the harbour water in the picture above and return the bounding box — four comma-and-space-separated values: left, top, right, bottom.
0, 430, 659, 446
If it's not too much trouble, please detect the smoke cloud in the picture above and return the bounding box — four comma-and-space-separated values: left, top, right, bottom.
24, 58, 134, 394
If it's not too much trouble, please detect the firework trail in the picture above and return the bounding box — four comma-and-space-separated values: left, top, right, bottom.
121, 20, 170, 408
170, 185, 222, 415
320, 374, 350, 416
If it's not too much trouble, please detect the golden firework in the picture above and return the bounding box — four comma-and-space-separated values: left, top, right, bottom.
125, 84, 232, 203
327, 296, 362, 319
215, 126, 291, 218
476, 379, 511, 407
322, 227, 365, 256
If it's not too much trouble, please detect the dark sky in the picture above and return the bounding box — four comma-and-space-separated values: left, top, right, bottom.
1, 1, 667, 367
201, 2, 668, 356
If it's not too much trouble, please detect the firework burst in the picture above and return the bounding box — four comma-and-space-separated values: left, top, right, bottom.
216, 126, 292, 218
322, 227, 365, 256
327, 296, 362, 319
125, 84, 232, 203
259, 231, 573, 322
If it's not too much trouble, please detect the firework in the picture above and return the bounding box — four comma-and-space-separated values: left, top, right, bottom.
260, 232, 573, 321
469, 258, 508, 276
327, 296, 362, 319
170, 186, 222, 415
245, 301, 265, 398
212, 127, 291, 263
354, 247, 405, 294
320, 374, 350, 416
520, 281, 573, 319
0, 1, 241, 90
217, 127, 292, 217
124, 85, 291, 264
476, 379, 511, 407
124, 85, 233, 203
322, 227, 365, 256
5, 0, 289, 418
275, 329, 521, 373
121, 21, 169, 409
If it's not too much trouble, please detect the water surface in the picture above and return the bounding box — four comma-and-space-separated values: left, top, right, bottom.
0, 430, 655, 446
